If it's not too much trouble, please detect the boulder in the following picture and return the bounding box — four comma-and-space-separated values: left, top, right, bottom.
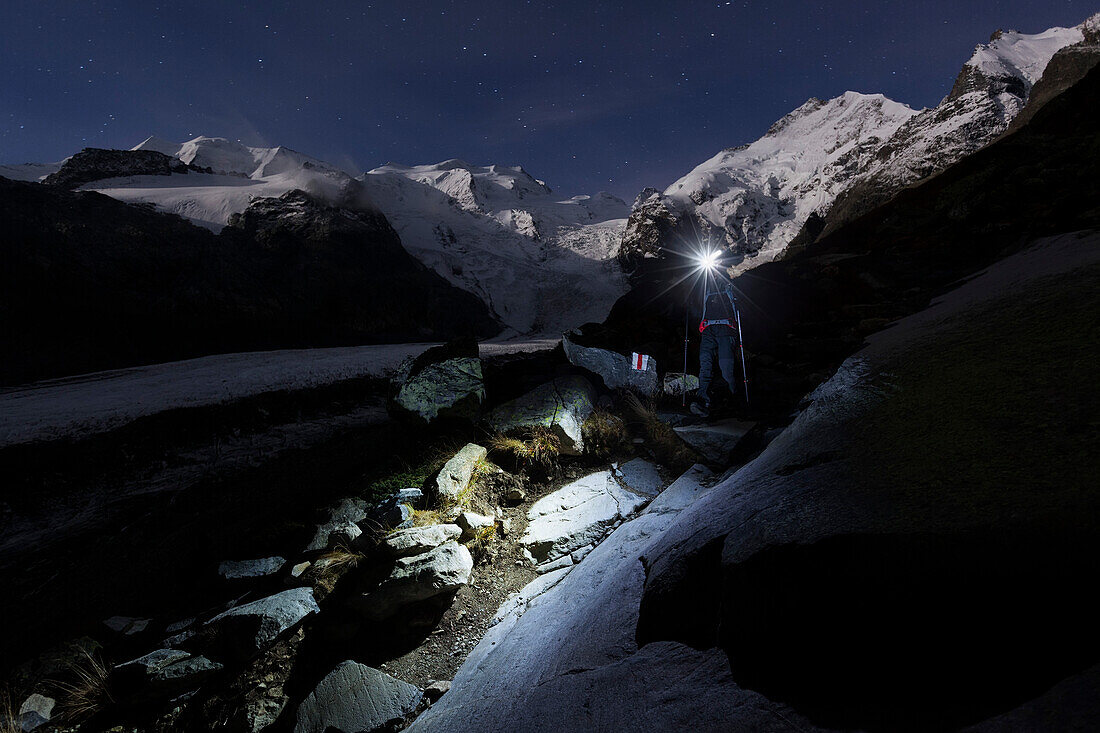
435, 443, 487, 503
662, 372, 700, 396
306, 497, 370, 552
562, 331, 659, 395
294, 660, 422, 733
672, 418, 755, 465
521, 471, 647, 563
394, 340, 485, 423
355, 541, 473, 620
487, 376, 597, 455
615, 457, 665, 497
382, 524, 462, 558
218, 557, 286, 580
113, 648, 223, 702
424, 680, 451, 702
455, 512, 495, 540
204, 588, 319, 661
18, 693, 55, 731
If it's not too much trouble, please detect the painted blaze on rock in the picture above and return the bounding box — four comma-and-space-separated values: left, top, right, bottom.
487, 375, 596, 455
562, 331, 659, 396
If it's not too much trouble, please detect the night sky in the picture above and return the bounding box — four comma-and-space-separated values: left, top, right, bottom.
0, 1, 1090, 199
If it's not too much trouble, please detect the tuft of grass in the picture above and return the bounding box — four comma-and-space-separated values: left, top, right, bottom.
622, 393, 696, 472
411, 508, 444, 527
314, 545, 365, 578
1, 688, 19, 733
465, 524, 498, 560
582, 408, 628, 458
52, 649, 113, 724
488, 427, 560, 467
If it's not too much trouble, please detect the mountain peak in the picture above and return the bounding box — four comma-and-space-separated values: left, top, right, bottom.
131, 135, 180, 156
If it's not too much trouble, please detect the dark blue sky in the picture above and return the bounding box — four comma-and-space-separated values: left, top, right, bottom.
0, 1, 1090, 199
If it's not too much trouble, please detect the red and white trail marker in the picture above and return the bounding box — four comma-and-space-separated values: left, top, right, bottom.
631, 352, 651, 371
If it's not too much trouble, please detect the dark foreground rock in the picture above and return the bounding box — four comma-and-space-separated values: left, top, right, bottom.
294, 660, 422, 733
202, 588, 319, 662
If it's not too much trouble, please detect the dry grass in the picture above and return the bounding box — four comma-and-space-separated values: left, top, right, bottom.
464, 524, 498, 561
582, 408, 628, 458
314, 545, 365, 577
52, 649, 113, 724
488, 427, 560, 467
1, 688, 19, 733
622, 393, 696, 472
411, 508, 444, 527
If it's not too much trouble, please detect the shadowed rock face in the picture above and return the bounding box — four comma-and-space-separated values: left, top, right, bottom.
0, 182, 499, 384
43, 147, 199, 188
636, 237, 1100, 730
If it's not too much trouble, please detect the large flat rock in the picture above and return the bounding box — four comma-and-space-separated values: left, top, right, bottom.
521, 471, 647, 563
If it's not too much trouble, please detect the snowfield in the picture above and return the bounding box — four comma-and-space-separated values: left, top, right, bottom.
0, 340, 557, 448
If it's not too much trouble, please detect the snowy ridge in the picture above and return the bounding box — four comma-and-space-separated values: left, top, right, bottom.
664, 92, 916, 266
55, 137, 630, 337
623, 14, 1094, 274
961, 24, 1084, 92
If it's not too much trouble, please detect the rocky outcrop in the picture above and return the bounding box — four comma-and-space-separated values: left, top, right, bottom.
562, 330, 659, 395
354, 541, 473, 620
434, 443, 487, 502
43, 148, 194, 189
520, 471, 647, 563
487, 376, 597, 455
294, 661, 422, 733
203, 588, 319, 661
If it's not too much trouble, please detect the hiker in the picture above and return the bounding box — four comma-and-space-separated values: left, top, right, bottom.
691, 283, 745, 417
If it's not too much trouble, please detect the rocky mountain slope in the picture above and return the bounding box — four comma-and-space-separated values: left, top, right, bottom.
620, 14, 1095, 277
0, 180, 495, 384
72, 137, 631, 337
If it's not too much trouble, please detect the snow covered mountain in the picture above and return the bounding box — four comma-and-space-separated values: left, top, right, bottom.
621, 14, 1094, 276
46, 136, 629, 336
361, 161, 629, 337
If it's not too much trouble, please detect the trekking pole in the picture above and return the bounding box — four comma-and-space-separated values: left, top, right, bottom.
682, 298, 690, 407
734, 298, 749, 406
